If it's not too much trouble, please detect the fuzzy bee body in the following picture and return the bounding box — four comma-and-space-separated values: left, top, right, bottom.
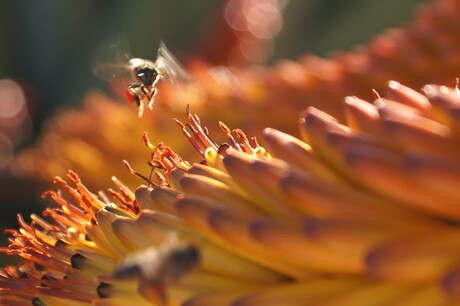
110, 240, 200, 305
115, 244, 200, 285
93, 37, 189, 117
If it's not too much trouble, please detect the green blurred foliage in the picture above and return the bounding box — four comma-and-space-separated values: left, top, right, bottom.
277, 0, 428, 58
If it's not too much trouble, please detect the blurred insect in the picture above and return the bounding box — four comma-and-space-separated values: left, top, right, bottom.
113, 234, 201, 303
92, 36, 189, 117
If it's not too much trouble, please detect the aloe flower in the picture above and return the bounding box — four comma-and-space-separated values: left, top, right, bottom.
2, 80, 460, 305
3, 0, 460, 305
11, 0, 460, 189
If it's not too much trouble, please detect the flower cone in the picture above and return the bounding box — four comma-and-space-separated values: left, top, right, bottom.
3, 79, 460, 305
10, 0, 460, 192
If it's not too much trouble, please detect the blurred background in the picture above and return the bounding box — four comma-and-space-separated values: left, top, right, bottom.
0, 0, 427, 263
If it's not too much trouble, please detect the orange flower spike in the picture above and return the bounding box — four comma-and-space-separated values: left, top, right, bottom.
161, 145, 190, 171
110, 176, 136, 201
42, 207, 87, 236
76, 195, 100, 221
30, 214, 60, 233
142, 133, 176, 171
219, 121, 243, 151
174, 118, 206, 158
185, 122, 210, 154
15, 214, 35, 239
41, 191, 88, 223
175, 115, 210, 155
106, 188, 138, 215
30, 235, 74, 263
67, 170, 106, 211
154, 171, 167, 185
38, 286, 96, 304
19, 246, 70, 274
122, 159, 157, 188
27, 219, 60, 248
233, 128, 256, 154
142, 131, 158, 153
154, 144, 175, 171
14, 215, 60, 254
50, 177, 98, 220
186, 107, 219, 152
52, 176, 84, 206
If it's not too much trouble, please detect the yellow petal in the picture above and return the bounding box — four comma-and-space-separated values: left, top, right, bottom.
137, 210, 284, 283
300, 107, 352, 171
179, 173, 262, 217
343, 96, 399, 151
222, 150, 302, 218
233, 279, 364, 306
95, 209, 133, 255
207, 207, 314, 278
149, 186, 182, 214
70, 250, 117, 277
182, 291, 250, 306
314, 281, 418, 306
175, 195, 306, 278
262, 128, 342, 183
378, 102, 456, 158
95, 280, 154, 306
391, 284, 455, 306
386, 80, 431, 114
111, 217, 154, 251
281, 169, 442, 227
345, 145, 460, 219
187, 163, 237, 188
407, 154, 460, 200
251, 219, 363, 274
366, 230, 460, 282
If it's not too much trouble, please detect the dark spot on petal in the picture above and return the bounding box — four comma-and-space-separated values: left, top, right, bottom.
97, 282, 112, 298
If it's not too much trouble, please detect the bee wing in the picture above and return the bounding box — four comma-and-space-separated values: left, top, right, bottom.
92, 35, 134, 81
155, 41, 189, 82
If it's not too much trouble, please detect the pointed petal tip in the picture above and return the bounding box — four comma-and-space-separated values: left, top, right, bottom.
262, 127, 275, 135
387, 80, 400, 89
422, 84, 437, 98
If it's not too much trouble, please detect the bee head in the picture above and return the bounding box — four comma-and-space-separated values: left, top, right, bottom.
165, 245, 201, 280
136, 67, 159, 87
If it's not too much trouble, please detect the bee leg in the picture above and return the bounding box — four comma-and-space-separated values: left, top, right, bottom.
127, 84, 142, 106
136, 101, 144, 117
146, 75, 161, 110
139, 86, 156, 110
128, 83, 142, 92
132, 93, 142, 108
152, 74, 162, 87
128, 84, 146, 117
138, 280, 166, 306
147, 88, 157, 110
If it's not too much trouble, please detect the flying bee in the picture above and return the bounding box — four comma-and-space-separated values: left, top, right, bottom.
92, 36, 189, 117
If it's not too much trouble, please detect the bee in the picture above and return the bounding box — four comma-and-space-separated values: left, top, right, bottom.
111, 235, 201, 304
92, 36, 189, 117
114, 244, 201, 284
